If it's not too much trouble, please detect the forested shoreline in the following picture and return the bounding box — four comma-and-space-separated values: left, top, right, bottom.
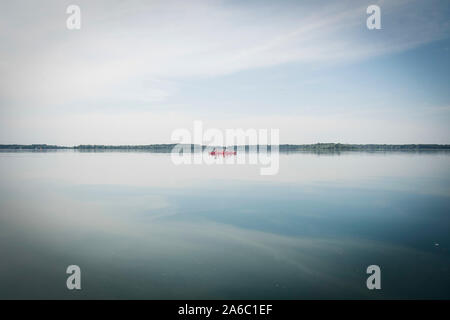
1, 143, 450, 152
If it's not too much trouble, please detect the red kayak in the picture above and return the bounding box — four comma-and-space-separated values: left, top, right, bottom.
209, 150, 237, 156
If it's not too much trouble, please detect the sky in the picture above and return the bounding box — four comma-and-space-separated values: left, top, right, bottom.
0, 0, 449, 145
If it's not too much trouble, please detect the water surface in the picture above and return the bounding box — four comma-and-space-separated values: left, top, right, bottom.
0, 151, 449, 299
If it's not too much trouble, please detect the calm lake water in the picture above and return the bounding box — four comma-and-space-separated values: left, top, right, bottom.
0, 151, 449, 299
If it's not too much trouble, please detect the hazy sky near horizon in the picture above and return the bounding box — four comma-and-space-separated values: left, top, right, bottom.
0, 0, 449, 145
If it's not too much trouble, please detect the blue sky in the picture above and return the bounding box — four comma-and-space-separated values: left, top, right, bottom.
0, 0, 449, 144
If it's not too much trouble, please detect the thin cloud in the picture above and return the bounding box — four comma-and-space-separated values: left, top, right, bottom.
0, 0, 449, 143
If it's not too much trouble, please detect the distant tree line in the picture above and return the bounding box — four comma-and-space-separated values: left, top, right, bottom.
1, 143, 449, 152
0, 144, 68, 150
